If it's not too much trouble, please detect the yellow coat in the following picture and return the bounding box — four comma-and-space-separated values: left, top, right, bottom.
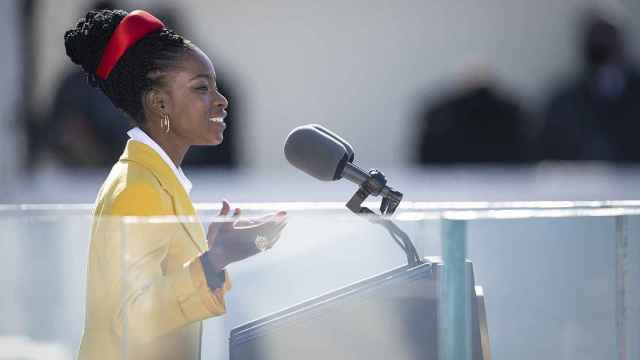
78, 140, 231, 360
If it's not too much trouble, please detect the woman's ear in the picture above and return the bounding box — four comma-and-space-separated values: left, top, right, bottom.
142, 88, 168, 118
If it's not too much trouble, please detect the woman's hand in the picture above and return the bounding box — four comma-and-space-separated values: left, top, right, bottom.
205, 200, 287, 270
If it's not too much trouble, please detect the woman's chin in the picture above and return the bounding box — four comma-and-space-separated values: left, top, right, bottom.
192, 136, 222, 146
207, 135, 224, 146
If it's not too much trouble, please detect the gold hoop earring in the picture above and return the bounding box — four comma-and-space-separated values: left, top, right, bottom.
161, 113, 171, 133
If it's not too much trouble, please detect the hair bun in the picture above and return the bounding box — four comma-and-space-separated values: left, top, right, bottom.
64, 9, 128, 76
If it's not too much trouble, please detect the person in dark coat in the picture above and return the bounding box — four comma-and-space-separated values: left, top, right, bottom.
539, 11, 640, 161
416, 74, 531, 164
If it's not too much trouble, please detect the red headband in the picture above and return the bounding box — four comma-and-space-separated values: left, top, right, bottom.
96, 10, 165, 80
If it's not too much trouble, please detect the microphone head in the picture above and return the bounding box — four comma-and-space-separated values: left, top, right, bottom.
310, 124, 354, 163
284, 124, 354, 181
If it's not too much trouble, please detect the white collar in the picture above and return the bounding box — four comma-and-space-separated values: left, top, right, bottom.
126, 127, 193, 195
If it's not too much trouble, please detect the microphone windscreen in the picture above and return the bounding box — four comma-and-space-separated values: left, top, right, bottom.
284, 124, 351, 181
311, 124, 355, 163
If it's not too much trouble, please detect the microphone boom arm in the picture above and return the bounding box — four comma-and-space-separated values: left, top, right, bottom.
345, 167, 423, 267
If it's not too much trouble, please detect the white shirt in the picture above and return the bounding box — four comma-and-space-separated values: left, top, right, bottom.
127, 127, 193, 195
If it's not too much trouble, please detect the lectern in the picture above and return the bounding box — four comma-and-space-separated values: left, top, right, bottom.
229, 257, 490, 360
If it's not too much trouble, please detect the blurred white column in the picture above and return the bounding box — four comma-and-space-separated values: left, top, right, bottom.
0, 0, 22, 202
0, 0, 26, 345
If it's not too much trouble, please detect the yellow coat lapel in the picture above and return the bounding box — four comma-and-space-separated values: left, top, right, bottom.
119, 140, 207, 253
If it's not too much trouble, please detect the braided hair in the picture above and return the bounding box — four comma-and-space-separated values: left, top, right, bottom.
64, 9, 191, 124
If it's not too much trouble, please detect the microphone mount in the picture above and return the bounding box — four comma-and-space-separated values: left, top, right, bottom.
344, 166, 423, 267
344, 167, 403, 215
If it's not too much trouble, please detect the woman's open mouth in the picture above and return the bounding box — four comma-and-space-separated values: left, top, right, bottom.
208, 117, 226, 130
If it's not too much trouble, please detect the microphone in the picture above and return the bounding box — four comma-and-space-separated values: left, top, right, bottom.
284, 124, 420, 266
284, 124, 401, 202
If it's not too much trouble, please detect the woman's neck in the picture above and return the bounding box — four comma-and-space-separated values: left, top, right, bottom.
141, 125, 189, 168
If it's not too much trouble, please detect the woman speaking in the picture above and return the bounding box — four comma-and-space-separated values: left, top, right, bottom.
64, 8, 286, 359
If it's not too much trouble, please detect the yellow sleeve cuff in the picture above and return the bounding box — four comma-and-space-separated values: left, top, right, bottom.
188, 257, 232, 315
168, 256, 231, 322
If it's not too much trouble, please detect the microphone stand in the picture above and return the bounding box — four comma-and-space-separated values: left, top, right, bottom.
345, 168, 423, 267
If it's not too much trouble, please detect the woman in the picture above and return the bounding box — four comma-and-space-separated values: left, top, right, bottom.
64, 8, 287, 359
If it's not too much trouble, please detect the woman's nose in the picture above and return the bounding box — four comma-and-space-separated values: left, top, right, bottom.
214, 91, 229, 110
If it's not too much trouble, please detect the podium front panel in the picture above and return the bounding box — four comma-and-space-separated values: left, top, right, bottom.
229, 259, 484, 360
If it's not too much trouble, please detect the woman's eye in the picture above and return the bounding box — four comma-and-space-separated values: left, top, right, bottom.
196, 85, 209, 91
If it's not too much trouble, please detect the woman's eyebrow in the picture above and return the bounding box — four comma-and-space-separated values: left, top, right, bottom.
189, 73, 215, 81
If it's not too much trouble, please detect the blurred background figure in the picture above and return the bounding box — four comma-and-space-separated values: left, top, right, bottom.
43, 1, 128, 167
414, 70, 532, 164
538, 9, 640, 161
41, 1, 239, 168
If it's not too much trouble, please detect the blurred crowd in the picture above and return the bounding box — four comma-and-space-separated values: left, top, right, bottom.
415, 9, 640, 164
21, 3, 640, 169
